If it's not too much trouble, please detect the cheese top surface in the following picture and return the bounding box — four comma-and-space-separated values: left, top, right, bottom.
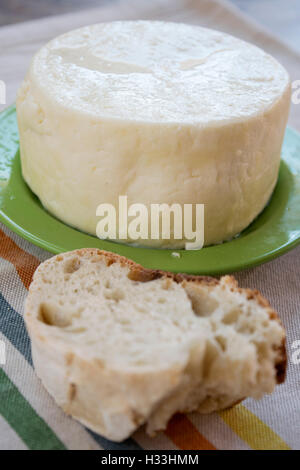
30, 21, 289, 125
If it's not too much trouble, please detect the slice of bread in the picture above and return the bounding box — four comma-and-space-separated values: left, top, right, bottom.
25, 249, 286, 442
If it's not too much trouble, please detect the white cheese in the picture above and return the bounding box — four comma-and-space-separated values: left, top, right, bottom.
17, 21, 291, 247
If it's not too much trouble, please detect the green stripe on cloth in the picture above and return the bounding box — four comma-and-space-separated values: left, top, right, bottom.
0, 369, 66, 450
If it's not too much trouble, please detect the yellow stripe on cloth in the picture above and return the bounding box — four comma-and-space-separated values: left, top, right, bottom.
219, 405, 290, 450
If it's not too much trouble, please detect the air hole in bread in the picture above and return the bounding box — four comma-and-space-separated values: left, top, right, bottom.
104, 289, 125, 301
185, 286, 219, 317
68, 327, 87, 334
63, 257, 81, 274
91, 256, 102, 263
201, 341, 219, 378
106, 259, 116, 267
135, 305, 146, 313
127, 269, 157, 283
215, 335, 227, 352
38, 302, 72, 327
162, 279, 173, 290
41, 275, 52, 284
223, 309, 240, 324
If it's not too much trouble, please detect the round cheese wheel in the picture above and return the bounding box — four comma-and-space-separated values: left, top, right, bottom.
17, 21, 291, 248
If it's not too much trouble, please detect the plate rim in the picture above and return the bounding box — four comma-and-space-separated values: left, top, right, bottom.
1, 105, 300, 275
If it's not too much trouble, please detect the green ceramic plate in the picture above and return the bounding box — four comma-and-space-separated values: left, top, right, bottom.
0, 105, 300, 275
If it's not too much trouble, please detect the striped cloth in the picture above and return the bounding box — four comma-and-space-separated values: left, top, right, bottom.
0, 0, 300, 452
0, 222, 299, 450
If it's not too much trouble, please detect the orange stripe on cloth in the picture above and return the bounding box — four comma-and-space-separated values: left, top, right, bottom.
0, 228, 40, 289
165, 414, 216, 450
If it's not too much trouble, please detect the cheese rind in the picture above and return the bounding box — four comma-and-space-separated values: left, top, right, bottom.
17, 21, 291, 247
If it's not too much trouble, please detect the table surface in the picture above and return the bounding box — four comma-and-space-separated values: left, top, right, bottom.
0, 0, 299, 52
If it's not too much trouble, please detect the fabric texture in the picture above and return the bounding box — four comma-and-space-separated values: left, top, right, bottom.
0, 0, 299, 450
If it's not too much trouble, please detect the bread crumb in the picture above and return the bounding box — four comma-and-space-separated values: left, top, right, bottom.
171, 252, 181, 259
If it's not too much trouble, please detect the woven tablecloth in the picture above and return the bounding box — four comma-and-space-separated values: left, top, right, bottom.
0, 0, 299, 450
